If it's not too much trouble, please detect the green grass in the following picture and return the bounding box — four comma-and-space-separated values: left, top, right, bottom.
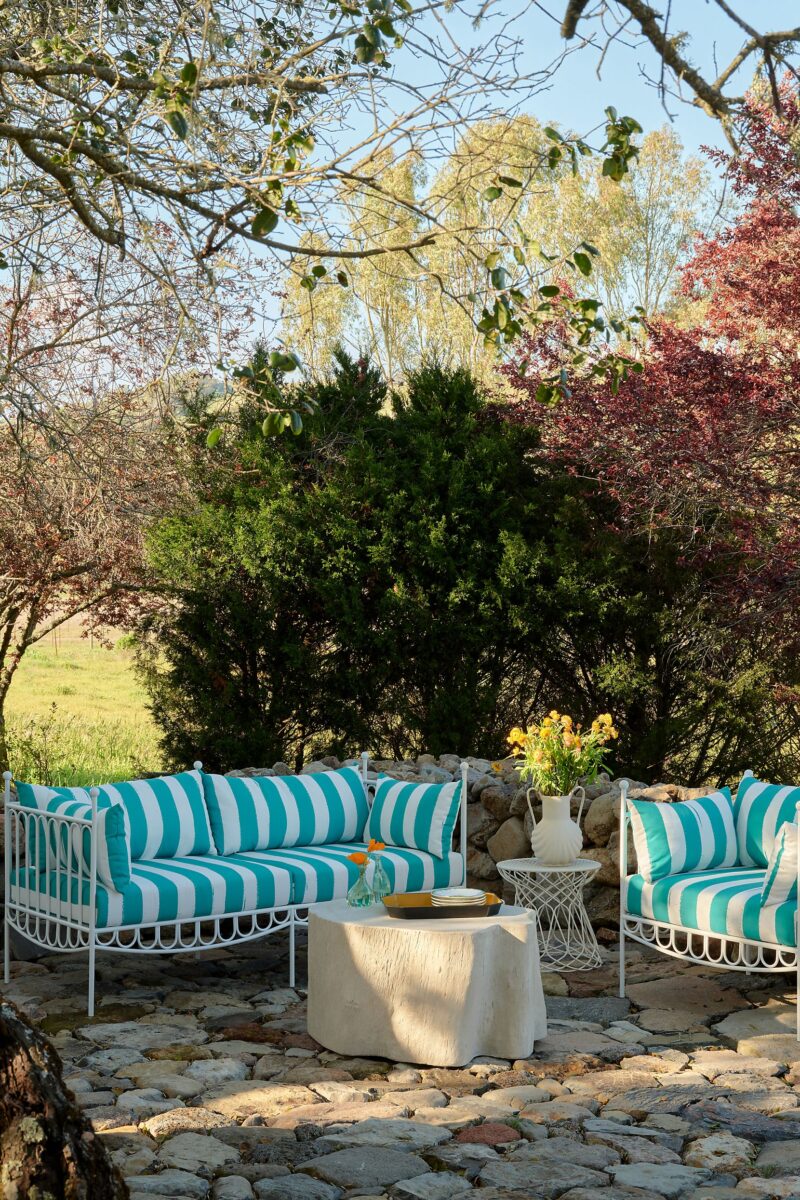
6, 634, 164, 785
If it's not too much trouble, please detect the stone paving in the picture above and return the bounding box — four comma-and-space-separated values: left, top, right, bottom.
7, 935, 800, 1200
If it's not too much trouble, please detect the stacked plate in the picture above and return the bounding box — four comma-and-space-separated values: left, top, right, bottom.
431, 886, 486, 907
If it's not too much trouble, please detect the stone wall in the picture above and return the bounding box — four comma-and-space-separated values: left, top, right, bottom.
231, 753, 712, 929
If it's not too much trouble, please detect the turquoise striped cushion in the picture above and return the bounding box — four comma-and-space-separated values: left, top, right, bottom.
734, 777, 800, 868
367, 777, 460, 859
99, 770, 214, 861
266, 842, 464, 903
627, 788, 736, 882
626, 866, 795, 948
16, 782, 131, 890
761, 822, 799, 908
201, 768, 369, 856
13, 851, 295, 928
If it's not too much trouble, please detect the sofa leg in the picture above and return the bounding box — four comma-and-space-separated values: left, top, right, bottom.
796, 949, 800, 1042
88, 942, 96, 1019
619, 924, 625, 998
3, 917, 9, 985
289, 911, 296, 990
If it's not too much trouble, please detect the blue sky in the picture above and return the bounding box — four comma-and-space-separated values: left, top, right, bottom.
521, 1, 800, 155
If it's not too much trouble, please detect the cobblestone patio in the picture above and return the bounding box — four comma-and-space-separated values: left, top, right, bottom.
7, 936, 800, 1200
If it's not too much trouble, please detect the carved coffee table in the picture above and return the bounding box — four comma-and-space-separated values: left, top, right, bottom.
306, 899, 547, 1066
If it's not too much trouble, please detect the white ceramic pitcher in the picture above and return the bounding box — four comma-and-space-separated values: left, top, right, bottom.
525, 786, 585, 865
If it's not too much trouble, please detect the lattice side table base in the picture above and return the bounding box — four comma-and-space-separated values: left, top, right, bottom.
497, 858, 602, 972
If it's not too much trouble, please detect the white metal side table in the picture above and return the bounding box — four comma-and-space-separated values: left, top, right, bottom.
496, 857, 602, 971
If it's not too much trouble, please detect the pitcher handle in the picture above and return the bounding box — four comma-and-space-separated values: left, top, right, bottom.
572, 784, 586, 828
525, 786, 537, 832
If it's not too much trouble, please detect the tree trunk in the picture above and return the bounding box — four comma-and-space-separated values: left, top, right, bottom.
0, 998, 128, 1199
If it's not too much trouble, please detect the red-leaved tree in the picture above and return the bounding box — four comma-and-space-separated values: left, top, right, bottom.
504, 82, 800, 653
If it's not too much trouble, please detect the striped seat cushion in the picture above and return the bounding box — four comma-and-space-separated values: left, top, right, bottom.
201, 768, 369, 856
626, 867, 796, 948
367, 777, 461, 859
15, 783, 131, 890
627, 788, 736, 882
99, 770, 215, 861
14, 851, 295, 929
734, 777, 800, 868
271, 842, 464, 904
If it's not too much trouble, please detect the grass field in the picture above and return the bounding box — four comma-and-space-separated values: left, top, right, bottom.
6, 627, 164, 785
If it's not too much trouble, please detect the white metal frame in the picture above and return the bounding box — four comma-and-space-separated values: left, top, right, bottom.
618, 771, 800, 1039
2, 755, 470, 1016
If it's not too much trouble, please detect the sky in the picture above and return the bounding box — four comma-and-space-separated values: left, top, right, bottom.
520, 1, 800, 156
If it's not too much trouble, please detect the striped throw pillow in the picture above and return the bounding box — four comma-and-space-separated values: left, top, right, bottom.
16, 782, 131, 891
627, 788, 736, 883
366, 777, 461, 860
734, 777, 800, 868
99, 770, 214, 861
761, 821, 799, 908
201, 767, 369, 856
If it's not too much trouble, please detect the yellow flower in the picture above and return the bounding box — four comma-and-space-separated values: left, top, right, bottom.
561, 714, 573, 729
600, 713, 613, 725
491, 761, 503, 773
549, 710, 560, 720
507, 726, 525, 748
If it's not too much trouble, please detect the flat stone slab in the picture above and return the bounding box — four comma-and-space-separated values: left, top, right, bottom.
389, 1172, 473, 1199
301, 1146, 431, 1189
545, 997, 632, 1024
477, 1159, 610, 1195
254, 1179, 342, 1199
755, 1139, 800, 1171
141, 1107, 232, 1139
254, 1178, 341, 1199
125, 1169, 210, 1198
159, 1132, 241, 1173
687, 1101, 800, 1142
714, 1002, 800, 1060
321, 1118, 451, 1150
203, 1082, 318, 1118
610, 1162, 712, 1197
77, 1021, 209, 1050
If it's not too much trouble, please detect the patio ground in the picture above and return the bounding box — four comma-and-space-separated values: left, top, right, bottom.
6, 937, 800, 1199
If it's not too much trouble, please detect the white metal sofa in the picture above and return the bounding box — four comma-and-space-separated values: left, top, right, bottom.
3, 754, 469, 1015
619, 771, 800, 1037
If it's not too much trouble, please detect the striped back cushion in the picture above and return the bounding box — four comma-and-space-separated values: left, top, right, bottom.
734, 777, 800, 868
201, 767, 369, 856
761, 821, 799, 908
366, 777, 461, 860
99, 770, 214, 861
627, 788, 736, 882
15, 782, 131, 891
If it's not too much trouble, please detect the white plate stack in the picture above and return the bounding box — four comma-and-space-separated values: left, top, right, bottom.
431, 887, 486, 907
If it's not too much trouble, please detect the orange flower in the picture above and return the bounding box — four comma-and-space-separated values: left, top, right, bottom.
348, 851, 369, 865
367, 838, 385, 852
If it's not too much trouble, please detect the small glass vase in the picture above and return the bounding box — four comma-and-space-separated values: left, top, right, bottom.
370, 854, 391, 903
347, 863, 373, 907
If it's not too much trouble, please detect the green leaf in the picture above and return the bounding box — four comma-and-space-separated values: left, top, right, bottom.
311, 264, 327, 278
205, 427, 222, 449
181, 61, 198, 85
490, 266, 510, 290
484, 251, 501, 269
252, 206, 279, 237
573, 252, 592, 276
513, 246, 525, 265
290, 411, 303, 435
336, 271, 349, 286
535, 382, 556, 405
165, 109, 188, 139
543, 126, 562, 142
482, 186, 502, 202
538, 284, 560, 297
497, 175, 522, 188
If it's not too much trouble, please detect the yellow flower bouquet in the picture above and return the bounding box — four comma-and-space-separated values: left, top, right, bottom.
507, 710, 618, 797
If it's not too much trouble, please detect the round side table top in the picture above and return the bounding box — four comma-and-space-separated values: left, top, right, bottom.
309, 898, 531, 931
497, 857, 600, 875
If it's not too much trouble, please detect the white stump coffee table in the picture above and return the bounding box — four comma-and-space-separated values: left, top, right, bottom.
307, 899, 547, 1067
